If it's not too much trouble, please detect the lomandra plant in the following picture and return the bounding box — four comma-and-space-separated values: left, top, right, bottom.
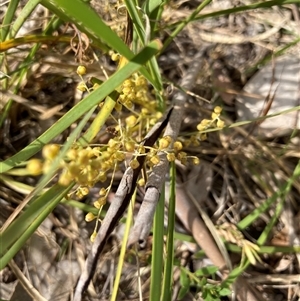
1, 1, 300, 301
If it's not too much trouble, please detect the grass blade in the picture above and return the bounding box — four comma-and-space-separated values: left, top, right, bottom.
0, 183, 73, 270
161, 162, 176, 301
0, 0, 19, 41
150, 188, 165, 301
8, 0, 40, 39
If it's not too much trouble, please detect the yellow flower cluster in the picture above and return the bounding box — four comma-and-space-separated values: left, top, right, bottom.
25, 65, 228, 237
156, 136, 200, 166
76, 65, 100, 93
59, 143, 126, 187
26, 144, 60, 176
196, 106, 225, 141
118, 74, 156, 111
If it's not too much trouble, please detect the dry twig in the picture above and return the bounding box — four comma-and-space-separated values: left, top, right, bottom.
73, 108, 173, 301
127, 47, 209, 246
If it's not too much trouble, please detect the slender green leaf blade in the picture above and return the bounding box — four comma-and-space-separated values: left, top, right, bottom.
0, 183, 73, 269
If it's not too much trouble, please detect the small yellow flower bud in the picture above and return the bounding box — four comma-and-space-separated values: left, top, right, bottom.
76, 190, 84, 199
76, 65, 86, 76
137, 178, 145, 186
196, 124, 205, 131
108, 138, 118, 148
190, 135, 200, 146
136, 90, 146, 100
214, 106, 222, 114
125, 141, 135, 152
201, 119, 211, 126
119, 94, 126, 102
211, 112, 219, 120
100, 161, 110, 171
98, 188, 105, 197
125, 115, 137, 127
167, 153, 176, 162
78, 154, 89, 166
123, 79, 133, 88
130, 158, 140, 169
85, 212, 96, 222
90, 231, 97, 242
98, 173, 107, 182
111, 53, 120, 61
87, 170, 98, 183
115, 152, 126, 161
77, 172, 88, 185
180, 157, 187, 165
42, 160, 52, 174
159, 137, 171, 149
91, 159, 102, 170
124, 100, 133, 108
141, 108, 149, 115
92, 83, 100, 90
183, 140, 191, 147
173, 141, 183, 151
58, 170, 73, 186
150, 155, 160, 165
42, 144, 60, 160
27, 159, 43, 175
193, 157, 200, 165
217, 119, 225, 129
68, 162, 81, 176
66, 149, 77, 161
155, 112, 163, 119
94, 148, 103, 158
177, 152, 187, 161
149, 118, 157, 125
114, 102, 122, 111
135, 76, 147, 86
77, 82, 87, 92
80, 186, 89, 196
128, 92, 136, 99
97, 196, 107, 206
122, 87, 131, 95
94, 201, 101, 209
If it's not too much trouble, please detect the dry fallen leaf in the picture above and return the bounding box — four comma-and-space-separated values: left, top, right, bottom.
236, 55, 300, 138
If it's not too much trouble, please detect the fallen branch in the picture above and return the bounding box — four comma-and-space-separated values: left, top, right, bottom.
73, 108, 173, 301
128, 48, 209, 246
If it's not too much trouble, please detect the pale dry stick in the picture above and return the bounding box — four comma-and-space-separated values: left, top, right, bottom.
248, 274, 300, 283
9, 259, 48, 301
198, 18, 287, 44
71, 211, 98, 299
1, 91, 66, 117
73, 108, 173, 301
0, 91, 45, 112
127, 48, 209, 246
73, 168, 134, 301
